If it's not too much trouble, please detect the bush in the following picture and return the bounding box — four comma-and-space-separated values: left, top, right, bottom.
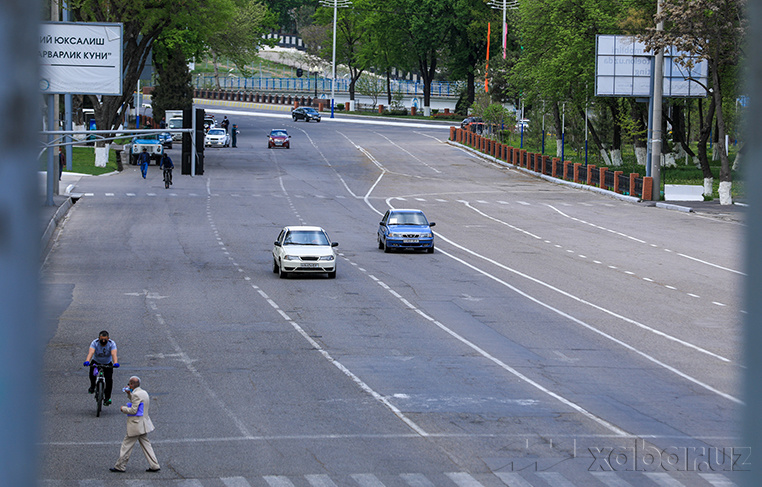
336, 103, 345, 111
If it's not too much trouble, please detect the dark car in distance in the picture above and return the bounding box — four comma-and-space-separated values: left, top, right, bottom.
292, 106, 322, 123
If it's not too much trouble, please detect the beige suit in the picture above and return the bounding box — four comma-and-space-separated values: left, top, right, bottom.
113, 386, 160, 471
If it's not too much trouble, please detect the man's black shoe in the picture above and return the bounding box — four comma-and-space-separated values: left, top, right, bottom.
88, 387, 94, 394
109, 468, 125, 473
146, 468, 161, 472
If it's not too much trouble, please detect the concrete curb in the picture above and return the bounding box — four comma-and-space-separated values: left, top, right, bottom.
41, 196, 74, 253
656, 202, 694, 213
448, 140, 642, 204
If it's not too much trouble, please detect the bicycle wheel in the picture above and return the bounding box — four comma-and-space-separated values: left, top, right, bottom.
95, 381, 104, 417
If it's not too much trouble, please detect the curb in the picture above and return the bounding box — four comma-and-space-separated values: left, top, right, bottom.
655, 202, 694, 213
41, 196, 74, 254
448, 140, 642, 204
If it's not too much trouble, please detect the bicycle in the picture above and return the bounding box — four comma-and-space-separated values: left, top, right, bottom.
163, 167, 172, 189
86, 363, 114, 417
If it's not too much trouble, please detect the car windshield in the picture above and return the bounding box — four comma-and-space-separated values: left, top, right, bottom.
283, 231, 329, 246
270, 131, 287, 137
208, 129, 225, 136
168, 119, 182, 128
388, 212, 428, 225
135, 135, 159, 141
304, 108, 317, 113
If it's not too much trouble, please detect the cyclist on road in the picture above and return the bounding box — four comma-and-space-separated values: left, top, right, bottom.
84, 330, 119, 406
159, 153, 174, 185
138, 148, 151, 179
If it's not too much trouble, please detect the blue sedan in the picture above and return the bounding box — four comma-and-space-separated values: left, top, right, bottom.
377, 209, 436, 253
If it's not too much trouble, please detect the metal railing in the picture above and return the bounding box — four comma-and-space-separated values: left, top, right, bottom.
194, 76, 465, 98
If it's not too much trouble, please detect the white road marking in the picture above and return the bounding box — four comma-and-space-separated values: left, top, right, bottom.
305, 474, 340, 487
494, 473, 534, 487
590, 472, 635, 486
222, 477, 254, 487
536, 472, 576, 486
264, 476, 296, 487
446, 472, 484, 486
401, 473, 436, 487
351, 473, 387, 487
699, 473, 738, 487
644, 472, 688, 486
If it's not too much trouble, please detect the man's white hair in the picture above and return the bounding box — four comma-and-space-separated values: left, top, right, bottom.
129, 376, 141, 386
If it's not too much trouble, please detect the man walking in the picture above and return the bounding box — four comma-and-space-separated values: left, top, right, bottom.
138, 148, 151, 179
110, 376, 161, 473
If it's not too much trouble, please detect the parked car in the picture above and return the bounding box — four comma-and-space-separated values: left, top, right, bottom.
377, 209, 435, 253
205, 128, 230, 147
272, 226, 338, 278
158, 132, 173, 149
129, 135, 163, 165
460, 116, 483, 129
268, 129, 290, 149
292, 106, 322, 122
203, 116, 216, 133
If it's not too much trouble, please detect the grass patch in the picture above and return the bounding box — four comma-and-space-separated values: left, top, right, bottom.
56, 146, 120, 176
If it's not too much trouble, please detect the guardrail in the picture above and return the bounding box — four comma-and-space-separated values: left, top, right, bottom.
450, 127, 653, 201
193, 76, 464, 98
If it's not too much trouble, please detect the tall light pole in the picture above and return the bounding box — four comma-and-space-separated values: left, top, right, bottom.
488, 0, 518, 59
320, 0, 351, 118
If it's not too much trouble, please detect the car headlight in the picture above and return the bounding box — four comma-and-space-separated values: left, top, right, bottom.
319, 255, 335, 261
389, 232, 404, 238
283, 255, 299, 261
421, 233, 433, 238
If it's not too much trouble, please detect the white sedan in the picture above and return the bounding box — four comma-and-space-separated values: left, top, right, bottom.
272, 226, 338, 279
204, 128, 230, 147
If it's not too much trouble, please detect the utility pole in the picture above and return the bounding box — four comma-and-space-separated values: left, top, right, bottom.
488, 0, 518, 60
650, 0, 665, 200
320, 0, 352, 118
0, 0, 42, 484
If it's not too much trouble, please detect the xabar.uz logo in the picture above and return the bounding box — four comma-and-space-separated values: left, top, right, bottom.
588, 442, 750, 472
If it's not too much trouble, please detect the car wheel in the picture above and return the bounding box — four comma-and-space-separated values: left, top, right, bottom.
327, 269, 336, 279
383, 239, 392, 253
272, 258, 278, 274
427, 246, 435, 254
377, 236, 384, 250
317, 119, 321, 123
293, 116, 298, 122
278, 260, 288, 279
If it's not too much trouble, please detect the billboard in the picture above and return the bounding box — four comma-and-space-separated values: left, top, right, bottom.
595, 35, 708, 98
39, 22, 123, 95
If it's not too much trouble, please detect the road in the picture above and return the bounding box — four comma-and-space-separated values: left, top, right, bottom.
40, 104, 745, 487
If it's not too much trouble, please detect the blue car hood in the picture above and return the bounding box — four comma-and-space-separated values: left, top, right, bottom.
387, 224, 431, 233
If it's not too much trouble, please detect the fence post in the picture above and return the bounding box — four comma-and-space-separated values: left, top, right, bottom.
573, 163, 582, 183
614, 171, 623, 193
630, 173, 639, 196
599, 168, 607, 188
586, 165, 596, 185
643, 176, 653, 200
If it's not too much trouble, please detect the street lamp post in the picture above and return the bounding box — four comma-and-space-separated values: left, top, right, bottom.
488, 0, 518, 59
320, 0, 352, 118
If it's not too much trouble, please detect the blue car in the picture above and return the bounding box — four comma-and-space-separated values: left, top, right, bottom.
377, 209, 436, 253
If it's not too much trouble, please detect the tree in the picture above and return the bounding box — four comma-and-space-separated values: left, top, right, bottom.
640, 0, 746, 204
314, 1, 370, 108
206, 0, 278, 87
68, 0, 275, 136
512, 0, 641, 163
150, 44, 194, 122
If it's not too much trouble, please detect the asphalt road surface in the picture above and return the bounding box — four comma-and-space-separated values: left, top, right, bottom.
40, 104, 745, 487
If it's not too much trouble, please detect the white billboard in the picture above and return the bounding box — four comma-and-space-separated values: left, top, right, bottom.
595, 35, 708, 98
39, 22, 123, 95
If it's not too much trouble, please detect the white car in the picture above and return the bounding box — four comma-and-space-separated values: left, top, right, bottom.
204, 128, 230, 147
272, 226, 338, 279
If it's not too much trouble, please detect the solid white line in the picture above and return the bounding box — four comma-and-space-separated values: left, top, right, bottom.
677, 252, 745, 275
433, 242, 741, 405
375, 132, 441, 173
435, 231, 732, 363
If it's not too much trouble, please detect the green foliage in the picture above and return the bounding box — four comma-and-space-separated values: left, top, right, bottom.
151, 44, 194, 121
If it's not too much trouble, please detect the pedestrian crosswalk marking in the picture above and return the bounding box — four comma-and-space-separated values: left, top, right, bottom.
221, 476, 253, 487
700, 473, 738, 487
176, 480, 206, 487
644, 472, 687, 487
305, 473, 340, 486
445, 472, 484, 486
590, 472, 634, 487
263, 476, 295, 487
494, 472, 534, 487
537, 471, 577, 486
351, 473, 386, 487
400, 473, 436, 487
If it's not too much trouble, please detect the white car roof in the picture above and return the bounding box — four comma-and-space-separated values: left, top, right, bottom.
283, 226, 326, 232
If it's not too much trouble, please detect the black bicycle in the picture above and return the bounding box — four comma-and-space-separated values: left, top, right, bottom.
87, 363, 113, 417
163, 168, 172, 189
